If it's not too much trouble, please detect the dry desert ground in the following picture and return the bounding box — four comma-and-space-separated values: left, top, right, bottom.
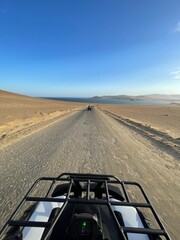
0, 90, 86, 147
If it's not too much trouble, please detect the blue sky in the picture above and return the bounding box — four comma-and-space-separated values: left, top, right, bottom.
0, 0, 180, 97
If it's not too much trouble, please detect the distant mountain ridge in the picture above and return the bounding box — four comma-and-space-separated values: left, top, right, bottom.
92, 94, 180, 101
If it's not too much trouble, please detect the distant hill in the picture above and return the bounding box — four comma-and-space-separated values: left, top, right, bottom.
0, 89, 35, 100
136, 94, 180, 100
91, 94, 180, 101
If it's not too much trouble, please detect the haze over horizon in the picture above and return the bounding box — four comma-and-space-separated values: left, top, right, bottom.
0, 1, 180, 97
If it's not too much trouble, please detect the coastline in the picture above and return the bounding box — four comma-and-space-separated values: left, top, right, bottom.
43, 96, 180, 105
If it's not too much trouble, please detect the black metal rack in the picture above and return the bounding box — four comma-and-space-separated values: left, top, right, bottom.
0, 173, 172, 240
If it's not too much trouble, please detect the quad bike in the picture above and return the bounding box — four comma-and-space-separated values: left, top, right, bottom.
0, 173, 171, 240
87, 106, 92, 111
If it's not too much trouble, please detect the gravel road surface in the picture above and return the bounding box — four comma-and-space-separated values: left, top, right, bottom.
0, 108, 179, 239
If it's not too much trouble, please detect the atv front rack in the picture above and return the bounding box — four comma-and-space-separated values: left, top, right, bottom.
0, 173, 172, 240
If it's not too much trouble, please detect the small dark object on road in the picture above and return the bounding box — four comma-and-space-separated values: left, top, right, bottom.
87, 105, 92, 111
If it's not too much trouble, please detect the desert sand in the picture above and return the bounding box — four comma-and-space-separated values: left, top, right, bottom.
1, 90, 180, 149
98, 104, 180, 139
0, 90, 86, 147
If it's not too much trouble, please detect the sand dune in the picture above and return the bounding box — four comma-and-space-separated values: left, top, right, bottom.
0, 90, 86, 147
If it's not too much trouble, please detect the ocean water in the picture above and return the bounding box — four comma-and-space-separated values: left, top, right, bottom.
44, 97, 179, 105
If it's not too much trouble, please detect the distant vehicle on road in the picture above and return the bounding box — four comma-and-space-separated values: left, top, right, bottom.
87, 105, 92, 111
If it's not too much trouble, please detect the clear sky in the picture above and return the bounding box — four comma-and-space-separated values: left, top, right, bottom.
0, 0, 180, 97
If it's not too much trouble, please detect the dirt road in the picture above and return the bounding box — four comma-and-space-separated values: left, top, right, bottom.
0, 108, 179, 239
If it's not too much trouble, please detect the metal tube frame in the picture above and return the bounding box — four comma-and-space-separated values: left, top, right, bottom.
0, 173, 172, 240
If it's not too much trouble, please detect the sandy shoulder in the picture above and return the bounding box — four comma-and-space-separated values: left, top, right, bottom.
98, 104, 180, 139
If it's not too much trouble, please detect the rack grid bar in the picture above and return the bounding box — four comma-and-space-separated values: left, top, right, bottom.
9, 220, 50, 228
123, 227, 165, 235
